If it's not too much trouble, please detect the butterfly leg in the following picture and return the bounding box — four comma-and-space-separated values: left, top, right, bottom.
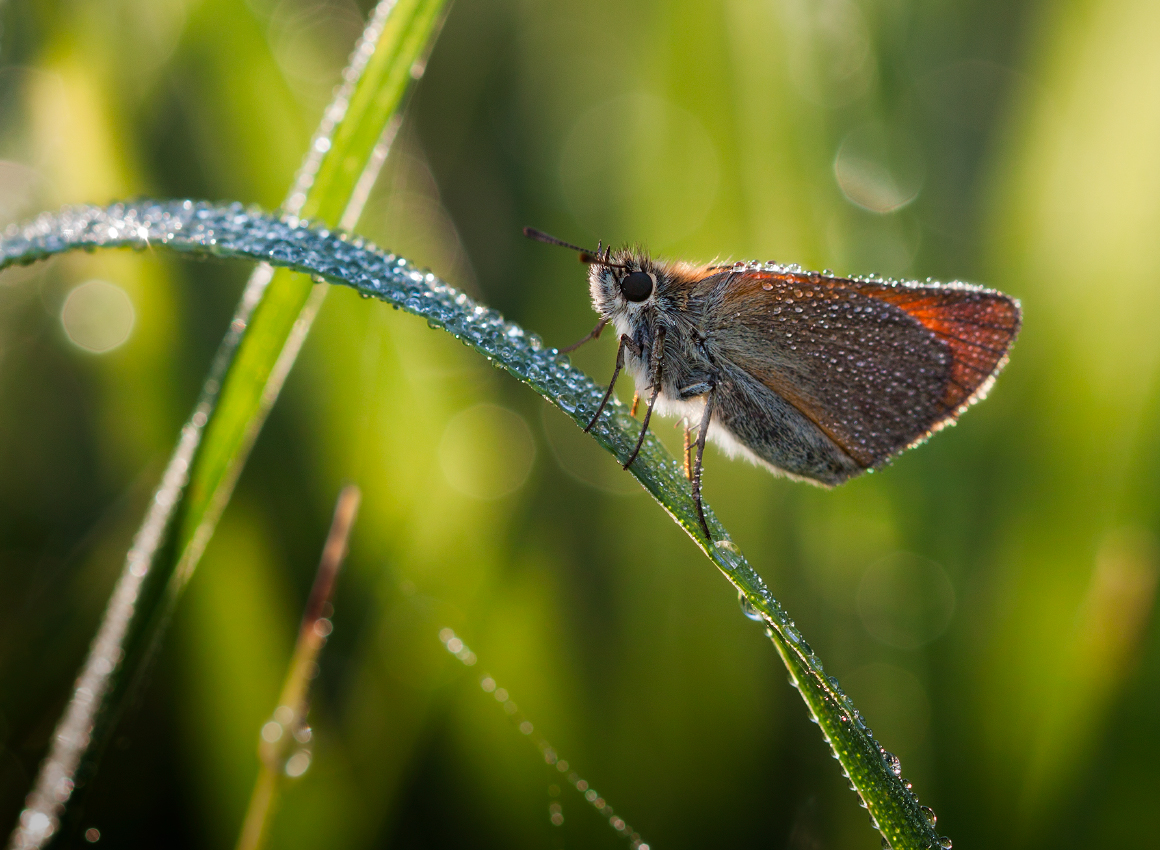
584, 334, 640, 432
691, 382, 717, 540
560, 317, 608, 353
623, 328, 666, 470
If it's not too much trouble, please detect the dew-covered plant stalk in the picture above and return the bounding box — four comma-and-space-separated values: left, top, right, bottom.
236, 486, 361, 850
5, 2, 446, 848
0, 201, 952, 850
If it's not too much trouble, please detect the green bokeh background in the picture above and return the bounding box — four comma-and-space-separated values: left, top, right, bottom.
2, 0, 1159, 847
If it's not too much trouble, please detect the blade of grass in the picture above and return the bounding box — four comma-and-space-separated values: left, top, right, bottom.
5, 3, 448, 847
0, 200, 953, 850
236, 485, 361, 850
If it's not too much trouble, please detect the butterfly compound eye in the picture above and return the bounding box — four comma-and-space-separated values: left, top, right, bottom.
619, 271, 654, 302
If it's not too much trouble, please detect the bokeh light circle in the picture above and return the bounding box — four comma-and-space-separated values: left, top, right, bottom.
857, 551, 955, 649
60, 279, 136, 353
834, 124, 924, 214
439, 403, 536, 500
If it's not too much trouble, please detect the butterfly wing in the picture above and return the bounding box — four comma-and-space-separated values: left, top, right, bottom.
705, 268, 1020, 475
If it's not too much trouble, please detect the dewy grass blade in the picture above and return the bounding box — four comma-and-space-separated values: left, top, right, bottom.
0, 201, 952, 850
235, 486, 361, 850
180, 0, 449, 611
5, 3, 447, 848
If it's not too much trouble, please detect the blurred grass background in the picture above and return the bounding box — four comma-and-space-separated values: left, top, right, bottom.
2, 0, 1159, 848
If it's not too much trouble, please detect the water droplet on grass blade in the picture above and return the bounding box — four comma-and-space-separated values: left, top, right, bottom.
738, 591, 765, 622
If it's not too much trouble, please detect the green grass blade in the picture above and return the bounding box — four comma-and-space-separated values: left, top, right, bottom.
0, 200, 951, 850
178, 0, 448, 602
3, 3, 446, 847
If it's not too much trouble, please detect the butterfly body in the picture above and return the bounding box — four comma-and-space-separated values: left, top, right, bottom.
590, 249, 1020, 481
524, 226, 1021, 538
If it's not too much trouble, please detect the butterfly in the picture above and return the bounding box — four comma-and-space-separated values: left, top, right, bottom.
525, 227, 1021, 540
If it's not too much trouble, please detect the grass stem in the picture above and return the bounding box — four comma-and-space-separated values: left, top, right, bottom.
235, 485, 361, 850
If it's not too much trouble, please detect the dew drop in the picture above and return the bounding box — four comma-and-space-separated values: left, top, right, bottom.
919, 806, 936, 827
714, 539, 741, 557
738, 591, 765, 622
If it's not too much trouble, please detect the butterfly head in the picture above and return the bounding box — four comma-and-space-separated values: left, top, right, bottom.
586, 247, 660, 328
521, 227, 664, 328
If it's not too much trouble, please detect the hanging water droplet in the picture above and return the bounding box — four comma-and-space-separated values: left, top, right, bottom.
883, 750, 901, 776
919, 806, 936, 827
738, 591, 765, 622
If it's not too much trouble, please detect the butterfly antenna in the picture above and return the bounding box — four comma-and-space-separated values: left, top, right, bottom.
522, 226, 626, 268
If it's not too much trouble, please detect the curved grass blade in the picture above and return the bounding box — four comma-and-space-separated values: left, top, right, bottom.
0, 200, 951, 850
5, 3, 447, 848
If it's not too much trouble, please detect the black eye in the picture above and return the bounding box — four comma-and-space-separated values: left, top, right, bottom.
619, 271, 654, 302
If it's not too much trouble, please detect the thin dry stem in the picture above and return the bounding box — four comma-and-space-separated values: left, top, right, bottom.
235, 485, 361, 850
